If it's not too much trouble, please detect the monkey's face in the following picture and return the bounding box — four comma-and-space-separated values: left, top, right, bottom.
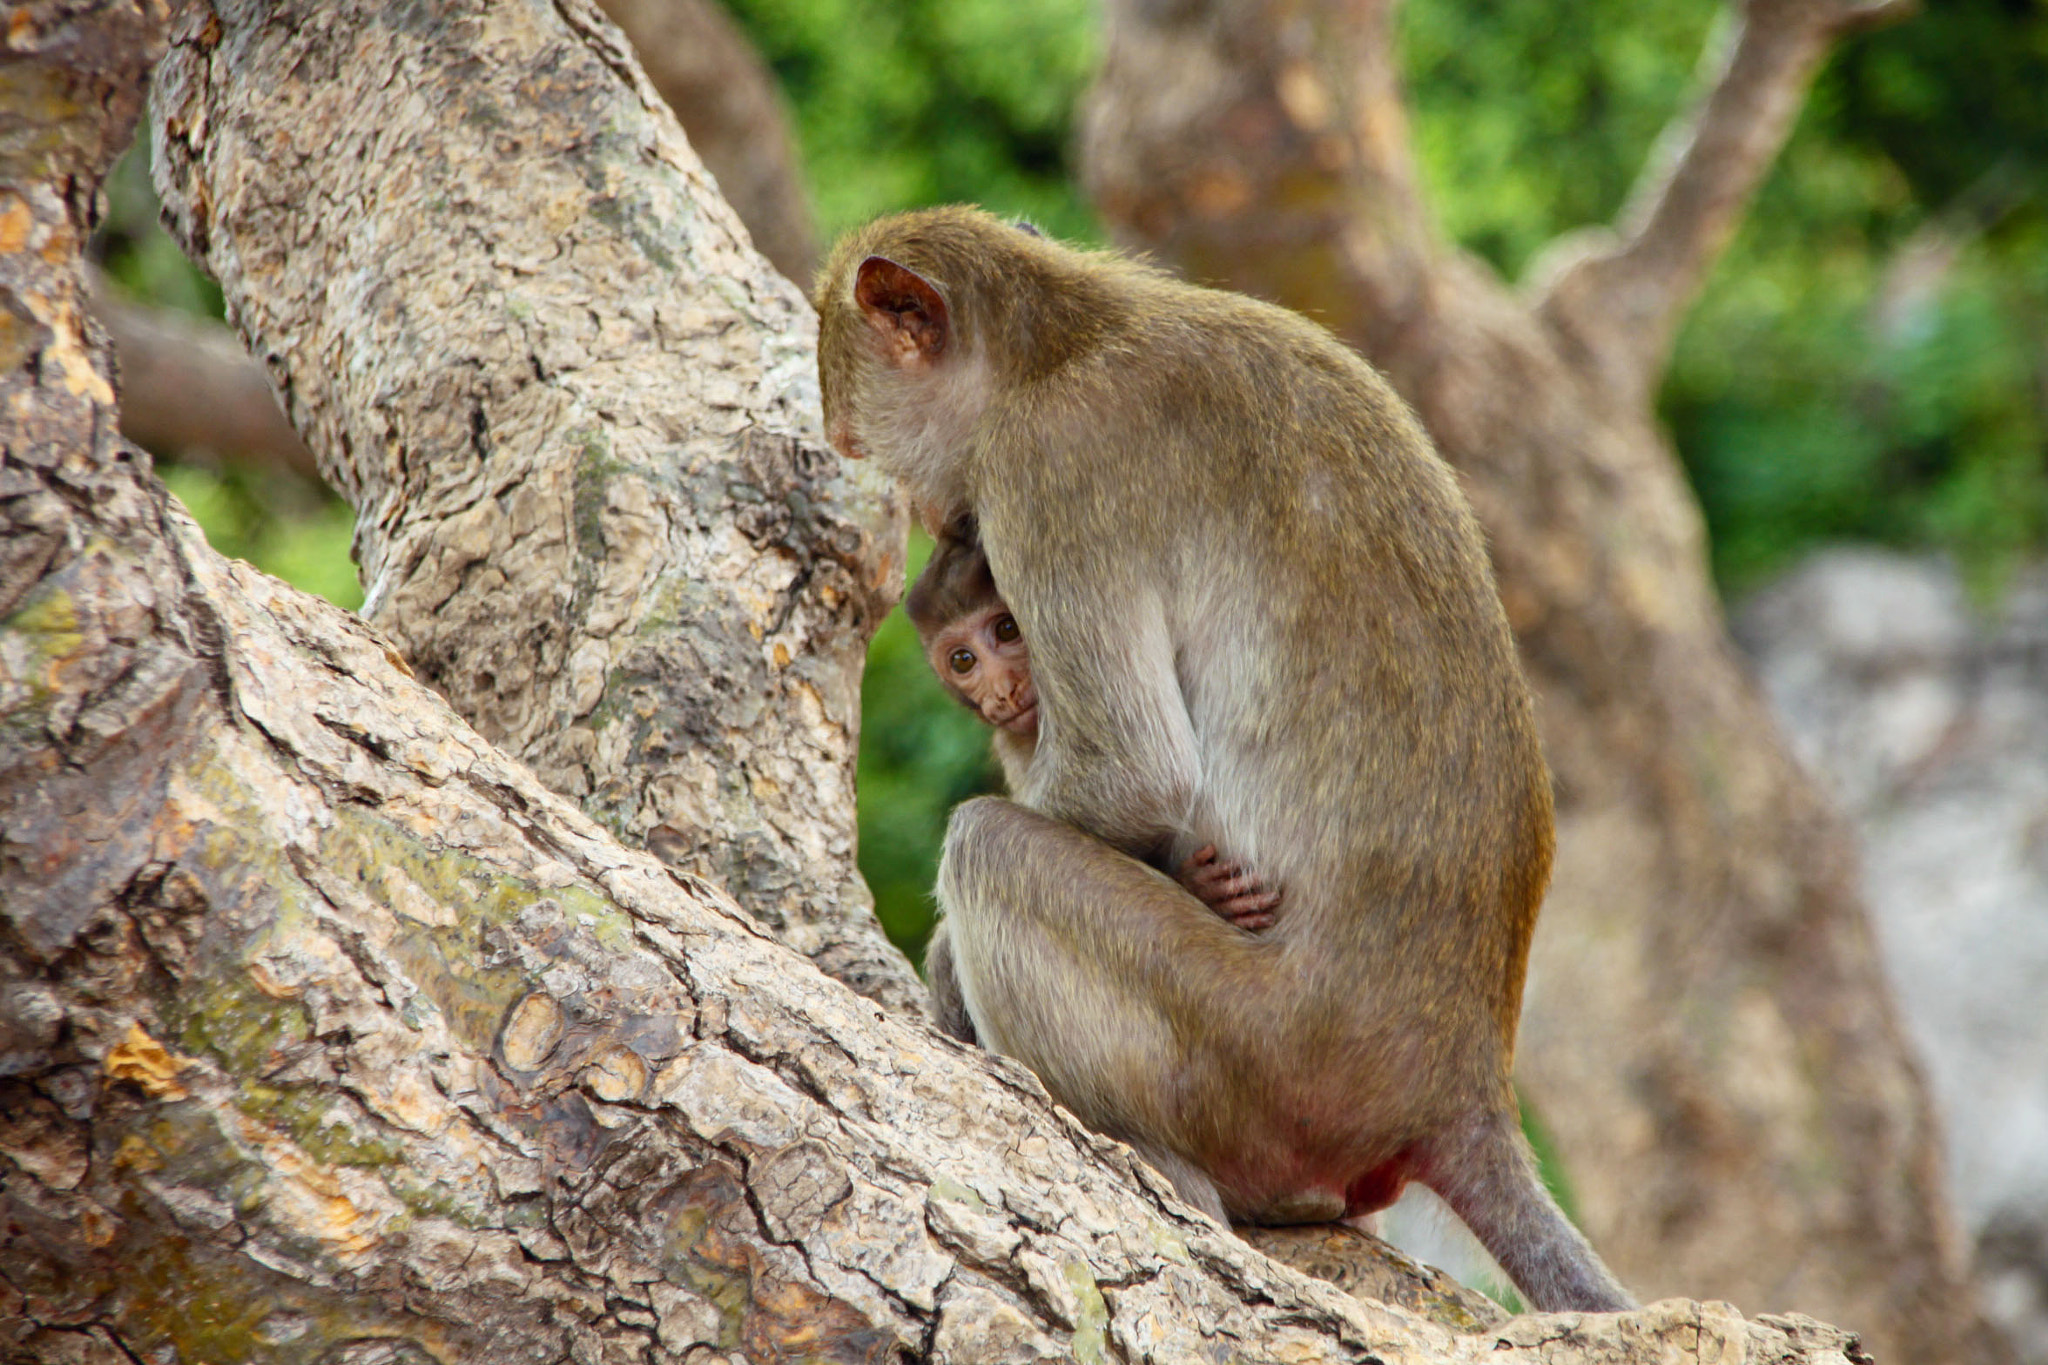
921, 603, 1037, 739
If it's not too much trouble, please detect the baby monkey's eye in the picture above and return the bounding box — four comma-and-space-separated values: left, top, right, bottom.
993, 615, 1020, 643
949, 647, 977, 674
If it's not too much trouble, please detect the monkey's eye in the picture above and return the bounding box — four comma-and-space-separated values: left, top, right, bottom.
949, 648, 977, 674
993, 615, 1020, 644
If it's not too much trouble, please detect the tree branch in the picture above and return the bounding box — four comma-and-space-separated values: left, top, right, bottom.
91, 0, 815, 489
1531, 0, 1919, 405
149, 0, 918, 1011
89, 266, 321, 481
0, 11, 1868, 1357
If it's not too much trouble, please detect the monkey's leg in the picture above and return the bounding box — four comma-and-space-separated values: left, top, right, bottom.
1425, 1111, 1635, 1313
936, 795, 1264, 1223
922, 921, 979, 1045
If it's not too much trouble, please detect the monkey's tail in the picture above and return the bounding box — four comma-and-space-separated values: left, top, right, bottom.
1425, 1111, 1636, 1314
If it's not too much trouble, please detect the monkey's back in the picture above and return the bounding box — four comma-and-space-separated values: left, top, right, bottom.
993, 264, 1553, 1099
828, 213, 1630, 1283
1186, 290, 1552, 1187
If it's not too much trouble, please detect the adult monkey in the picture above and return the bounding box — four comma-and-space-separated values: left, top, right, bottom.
816, 207, 1632, 1313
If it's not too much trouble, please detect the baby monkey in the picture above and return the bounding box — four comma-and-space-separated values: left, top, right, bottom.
905, 522, 1279, 932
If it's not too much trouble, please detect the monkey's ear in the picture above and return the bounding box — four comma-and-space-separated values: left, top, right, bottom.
854, 255, 950, 370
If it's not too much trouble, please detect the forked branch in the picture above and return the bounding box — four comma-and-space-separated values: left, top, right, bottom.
1533, 0, 1916, 404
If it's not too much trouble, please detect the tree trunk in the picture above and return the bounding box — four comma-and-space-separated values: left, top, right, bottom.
1082, 2, 2003, 1362
148, 0, 916, 1014
0, 5, 1876, 1360
593, 0, 818, 284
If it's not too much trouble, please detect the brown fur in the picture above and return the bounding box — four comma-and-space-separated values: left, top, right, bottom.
903, 517, 997, 631
908, 521, 1280, 948
819, 207, 1629, 1312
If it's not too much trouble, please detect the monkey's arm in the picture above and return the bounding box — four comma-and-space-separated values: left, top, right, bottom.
995, 728, 1274, 928
998, 575, 1199, 856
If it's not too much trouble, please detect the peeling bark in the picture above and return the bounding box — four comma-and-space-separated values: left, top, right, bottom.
1, 7, 1874, 1359
147, 0, 916, 1012
1083, 2, 2000, 1362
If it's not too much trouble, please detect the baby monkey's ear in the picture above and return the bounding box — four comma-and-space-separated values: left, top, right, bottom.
854, 256, 949, 370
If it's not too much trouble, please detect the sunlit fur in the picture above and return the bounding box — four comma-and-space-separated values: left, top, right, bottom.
819, 207, 1630, 1313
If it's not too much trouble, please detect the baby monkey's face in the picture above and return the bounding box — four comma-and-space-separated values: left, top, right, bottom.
922, 601, 1038, 739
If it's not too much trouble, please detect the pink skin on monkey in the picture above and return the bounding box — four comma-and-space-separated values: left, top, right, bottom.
921, 597, 1279, 930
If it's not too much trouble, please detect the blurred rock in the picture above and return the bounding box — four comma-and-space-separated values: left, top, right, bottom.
1737, 548, 2048, 1364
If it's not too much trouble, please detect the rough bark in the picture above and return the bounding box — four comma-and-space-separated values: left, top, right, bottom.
0, 6, 1872, 1359
594, 0, 818, 284
148, 0, 917, 1013
1082, 2, 2001, 1363
86, 0, 815, 486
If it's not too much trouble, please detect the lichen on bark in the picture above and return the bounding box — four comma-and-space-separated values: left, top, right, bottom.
147, 0, 916, 1011
0, 1, 1894, 1360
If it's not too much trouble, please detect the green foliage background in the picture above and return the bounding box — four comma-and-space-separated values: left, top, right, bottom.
116, 0, 2048, 965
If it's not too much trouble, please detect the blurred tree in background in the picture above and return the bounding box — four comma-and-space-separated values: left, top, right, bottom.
1664, 0, 2048, 596
725, 0, 1100, 240
112, 0, 2048, 960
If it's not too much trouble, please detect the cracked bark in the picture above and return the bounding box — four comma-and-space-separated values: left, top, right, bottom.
593, 0, 818, 284
147, 0, 917, 1013
3, 1, 1875, 1361
1083, 1, 2001, 1363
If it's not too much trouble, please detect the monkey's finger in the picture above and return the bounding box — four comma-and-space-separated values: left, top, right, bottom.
1218, 890, 1281, 916
1224, 909, 1278, 931
1209, 870, 1266, 898
1181, 864, 1240, 894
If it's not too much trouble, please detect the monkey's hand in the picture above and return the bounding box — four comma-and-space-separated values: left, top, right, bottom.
1175, 846, 1280, 931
